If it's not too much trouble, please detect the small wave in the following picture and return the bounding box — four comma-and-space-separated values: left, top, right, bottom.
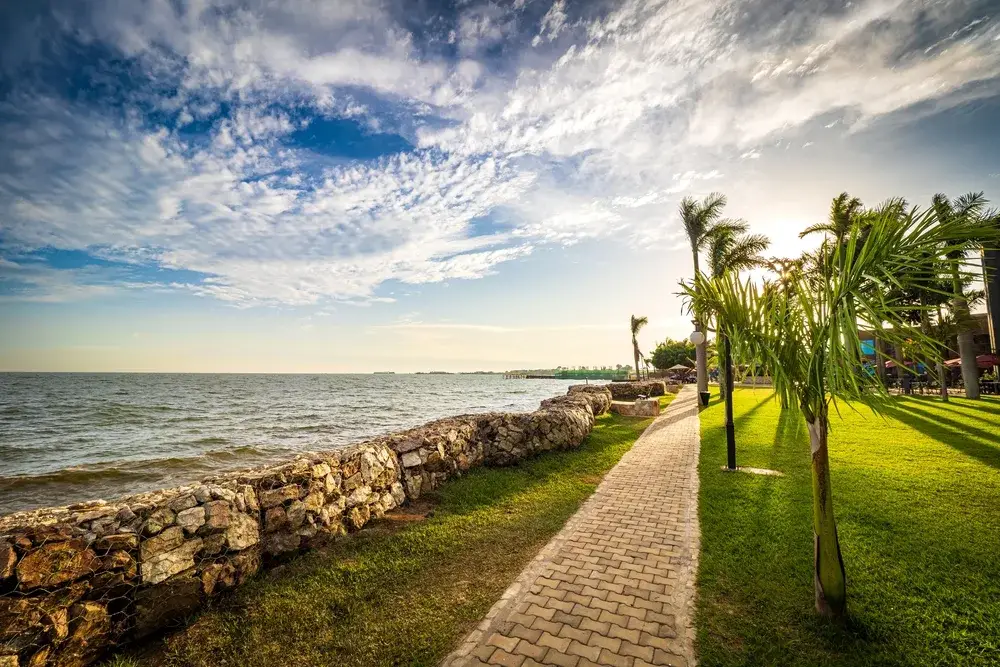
0, 467, 160, 490
203, 445, 268, 460
0, 445, 273, 491
190, 436, 229, 445
265, 423, 336, 433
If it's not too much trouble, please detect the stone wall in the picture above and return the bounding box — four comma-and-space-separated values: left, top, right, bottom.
607, 380, 668, 401
0, 386, 612, 667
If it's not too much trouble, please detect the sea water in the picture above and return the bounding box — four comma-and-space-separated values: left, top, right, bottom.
0, 373, 578, 515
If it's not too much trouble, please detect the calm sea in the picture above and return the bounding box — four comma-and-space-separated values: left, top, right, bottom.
0, 373, 579, 516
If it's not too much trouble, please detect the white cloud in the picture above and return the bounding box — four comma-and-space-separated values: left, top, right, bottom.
2, 0, 998, 307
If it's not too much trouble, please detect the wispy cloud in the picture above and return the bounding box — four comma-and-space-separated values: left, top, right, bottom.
1, 0, 998, 305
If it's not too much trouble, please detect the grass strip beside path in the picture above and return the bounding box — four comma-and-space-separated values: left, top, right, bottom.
696, 389, 1000, 666
124, 403, 666, 667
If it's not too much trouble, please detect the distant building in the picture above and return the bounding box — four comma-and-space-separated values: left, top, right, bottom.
858, 312, 993, 371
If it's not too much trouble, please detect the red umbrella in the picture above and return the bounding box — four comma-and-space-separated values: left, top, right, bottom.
941, 355, 997, 369
977, 354, 999, 368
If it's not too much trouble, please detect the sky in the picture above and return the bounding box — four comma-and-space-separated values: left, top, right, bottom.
1, 0, 1000, 373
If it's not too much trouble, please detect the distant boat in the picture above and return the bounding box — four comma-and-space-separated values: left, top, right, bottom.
373, 371, 396, 375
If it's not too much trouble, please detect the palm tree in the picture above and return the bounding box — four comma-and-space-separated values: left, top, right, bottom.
681, 204, 994, 618
680, 193, 728, 401
932, 192, 991, 399
630, 315, 648, 381
799, 192, 864, 242
705, 220, 770, 468
801, 193, 894, 386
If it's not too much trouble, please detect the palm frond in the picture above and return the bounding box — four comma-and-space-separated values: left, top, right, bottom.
679, 203, 1000, 420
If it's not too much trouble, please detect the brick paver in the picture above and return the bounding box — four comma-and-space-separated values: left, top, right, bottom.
442, 386, 702, 667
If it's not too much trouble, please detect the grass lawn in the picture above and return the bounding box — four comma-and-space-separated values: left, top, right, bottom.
696, 388, 1000, 666
118, 401, 668, 667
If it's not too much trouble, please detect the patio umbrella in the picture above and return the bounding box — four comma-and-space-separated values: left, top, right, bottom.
976, 354, 999, 368
667, 364, 692, 372
945, 354, 999, 369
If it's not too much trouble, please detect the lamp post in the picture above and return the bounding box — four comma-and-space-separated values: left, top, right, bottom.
689, 330, 710, 406
722, 335, 736, 470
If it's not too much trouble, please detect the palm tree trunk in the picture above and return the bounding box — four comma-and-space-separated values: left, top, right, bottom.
805, 405, 847, 619
633, 340, 641, 382
693, 252, 709, 400
953, 265, 980, 399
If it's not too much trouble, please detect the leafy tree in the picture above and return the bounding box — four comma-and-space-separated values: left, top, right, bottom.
682, 203, 995, 619
650, 338, 696, 370
630, 315, 648, 381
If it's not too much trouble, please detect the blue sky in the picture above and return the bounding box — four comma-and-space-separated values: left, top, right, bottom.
2, 0, 1000, 372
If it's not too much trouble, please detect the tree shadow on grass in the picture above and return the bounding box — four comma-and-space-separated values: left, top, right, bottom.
943, 396, 1000, 417
880, 402, 1000, 471
768, 407, 807, 473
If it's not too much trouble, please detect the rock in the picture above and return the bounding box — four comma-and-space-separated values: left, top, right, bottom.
58, 601, 111, 667
259, 485, 301, 508
389, 482, 406, 507
175, 506, 206, 535
140, 526, 185, 560
0, 541, 16, 579
133, 570, 202, 638
200, 563, 235, 596
224, 512, 259, 551
343, 473, 363, 492
26, 647, 49, 667
201, 533, 227, 557
199, 501, 230, 534
231, 548, 261, 582
285, 501, 306, 530
88, 570, 132, 600
210, 486, 237, 502
311, 462, 331, 478
299, 488, 323, 511
115, 506, 136, 523
264, 507, 288, 533
344, 486, 371, 509
263, 533, 300, 556
239, 485, 259, 512
0, 656, 19, 667
401, 451, 422, 468
142, 508, 176, 536
322, 473, 340, 495
168, 495, 197, 512
610, 399, 660, 417
93, 533, 138, 552
0, 598, 48, 654
100, 550, 135, 573
141, 537, 203, 585
16, 539, 100, 590
346, 505, 370, 531
359, 450, 382, 482
193, 486, 212, 503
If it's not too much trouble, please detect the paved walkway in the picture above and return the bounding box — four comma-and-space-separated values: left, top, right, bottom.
443, 386, 702, 667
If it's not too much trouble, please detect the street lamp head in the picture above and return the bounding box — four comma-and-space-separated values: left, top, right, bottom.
690, 331, 706, 345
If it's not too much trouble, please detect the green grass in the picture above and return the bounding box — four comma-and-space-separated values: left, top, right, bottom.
125, 403, 669, 667
696, 389, 1000, 666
